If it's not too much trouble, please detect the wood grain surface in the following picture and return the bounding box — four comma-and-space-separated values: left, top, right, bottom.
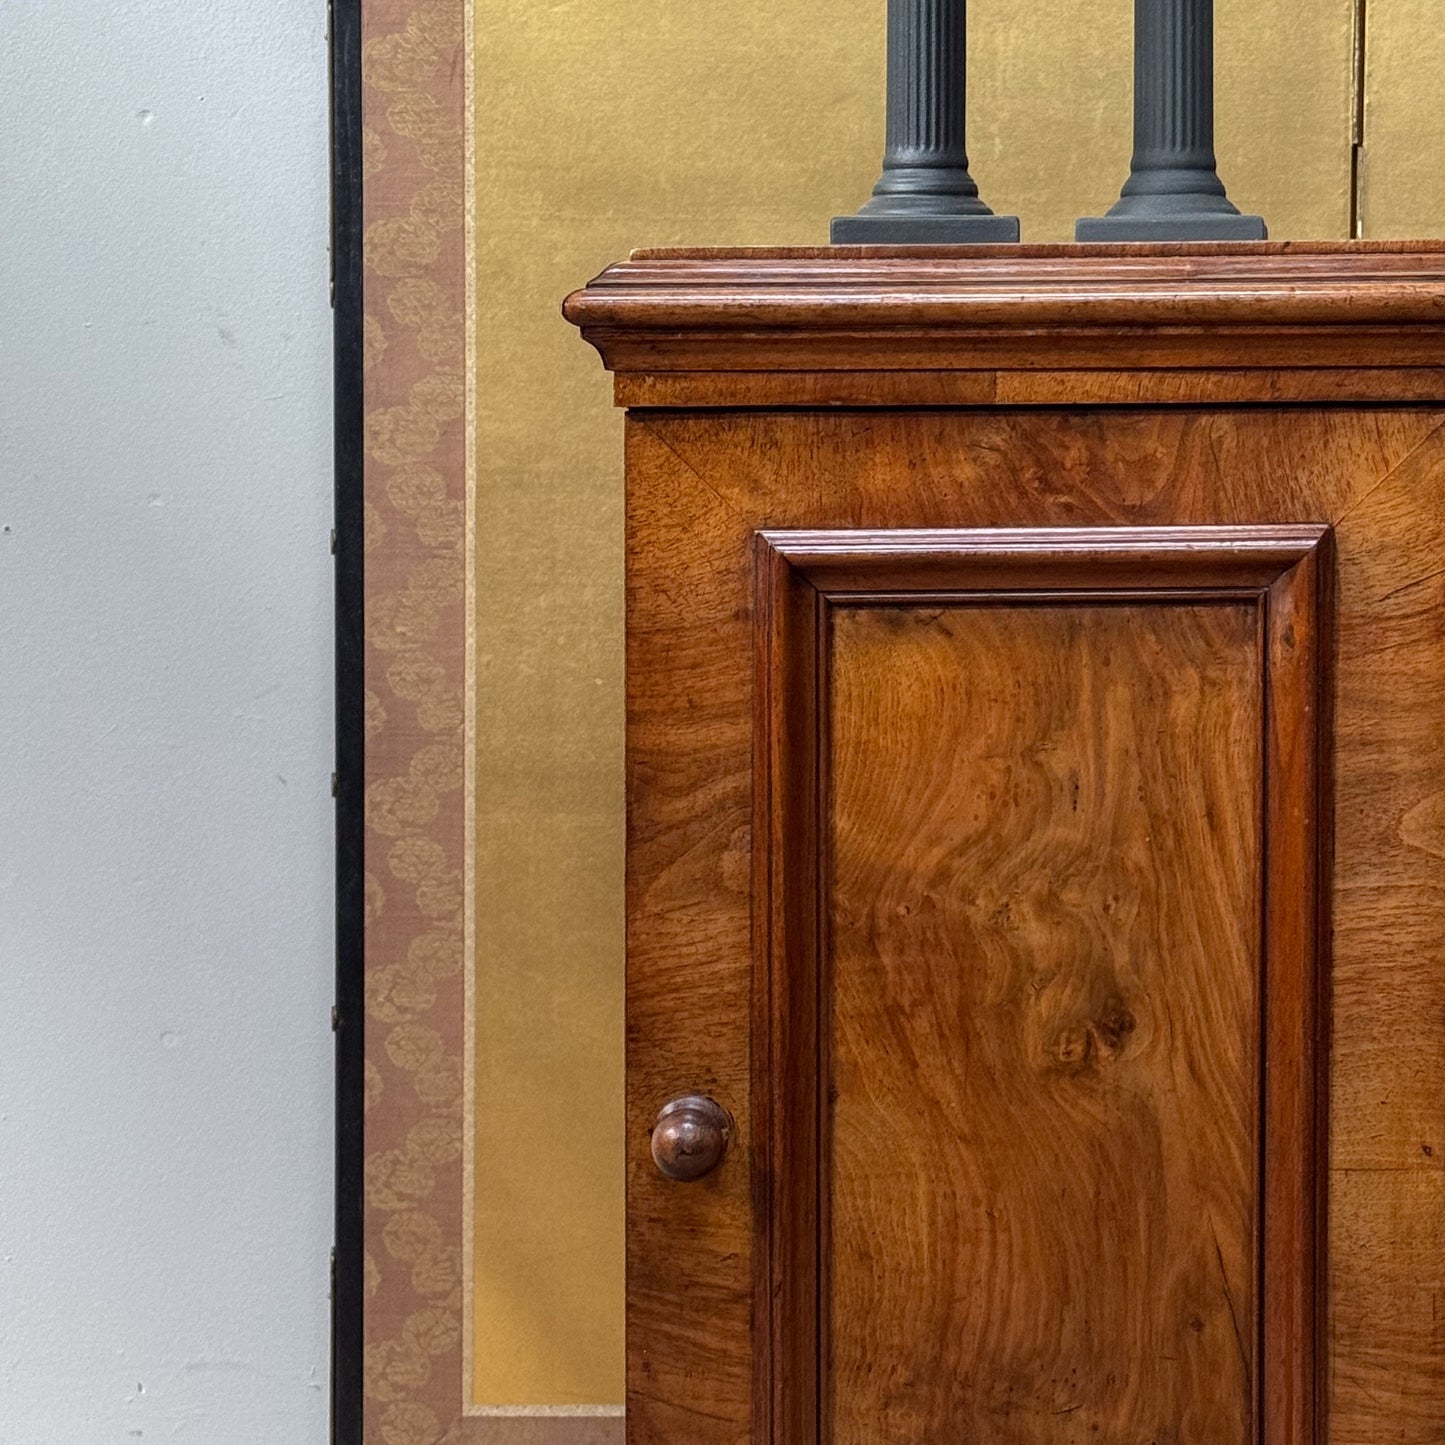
828, 601, 1261, 1444
564, 244, 1445, 399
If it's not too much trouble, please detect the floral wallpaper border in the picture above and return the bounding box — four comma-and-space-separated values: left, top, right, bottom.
361, 0, 470, 1438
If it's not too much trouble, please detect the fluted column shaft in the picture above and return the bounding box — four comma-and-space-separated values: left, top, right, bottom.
878, 0, 974, 198
832, 0, 1017, 244
1127, 0, 1221, 196
1076, 0, 1264, 240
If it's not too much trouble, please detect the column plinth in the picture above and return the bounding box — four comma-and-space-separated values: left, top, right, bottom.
1077, 0, 1264, 241
832, 0, 1018, 244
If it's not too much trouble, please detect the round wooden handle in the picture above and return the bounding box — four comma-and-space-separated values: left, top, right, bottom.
650, 1095, 732, 1182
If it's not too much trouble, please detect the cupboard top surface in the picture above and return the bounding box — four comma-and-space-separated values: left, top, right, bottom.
563, 242, 1445, 407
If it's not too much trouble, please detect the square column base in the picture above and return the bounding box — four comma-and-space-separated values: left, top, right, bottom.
1075, 213, 1268, 242
831, 212, 1021, 245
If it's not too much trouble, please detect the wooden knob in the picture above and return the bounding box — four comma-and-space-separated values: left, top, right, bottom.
650, 1095, 732, 1182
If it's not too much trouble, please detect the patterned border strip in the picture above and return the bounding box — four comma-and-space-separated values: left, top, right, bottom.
361, 0, 469, 1439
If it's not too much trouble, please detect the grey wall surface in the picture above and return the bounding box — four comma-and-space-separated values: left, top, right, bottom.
0, 2, 334, 1440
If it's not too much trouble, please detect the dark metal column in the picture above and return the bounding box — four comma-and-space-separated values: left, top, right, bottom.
1076, 0, 1265, 241
832, 0, 1018, 243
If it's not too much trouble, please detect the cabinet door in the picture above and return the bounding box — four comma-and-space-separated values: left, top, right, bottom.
752, 528, 1325, 1445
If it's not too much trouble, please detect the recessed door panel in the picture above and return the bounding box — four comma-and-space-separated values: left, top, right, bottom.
829, 602, 1259, 1443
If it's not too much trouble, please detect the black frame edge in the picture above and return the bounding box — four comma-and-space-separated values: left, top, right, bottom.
330, 0, 365, 1437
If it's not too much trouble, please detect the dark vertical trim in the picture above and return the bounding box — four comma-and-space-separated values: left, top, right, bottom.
330, 0, 365, 1437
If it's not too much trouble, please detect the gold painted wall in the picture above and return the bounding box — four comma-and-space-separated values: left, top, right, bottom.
470, 0, 1438, 1409
969, 0, 1355, 241
1361, 0, 1445, 239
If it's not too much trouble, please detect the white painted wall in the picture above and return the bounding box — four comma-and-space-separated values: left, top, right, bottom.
0, 2, 334, 1441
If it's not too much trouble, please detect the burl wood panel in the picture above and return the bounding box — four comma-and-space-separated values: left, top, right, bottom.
828, 602, 1261, 1444
622, 407, 1445, 1445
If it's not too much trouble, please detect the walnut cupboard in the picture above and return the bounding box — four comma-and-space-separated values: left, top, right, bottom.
564, 243, 1445, 1444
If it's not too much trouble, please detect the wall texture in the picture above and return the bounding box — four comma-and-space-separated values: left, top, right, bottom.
0, 2, 333, 1441
1362, 0, 1445, 236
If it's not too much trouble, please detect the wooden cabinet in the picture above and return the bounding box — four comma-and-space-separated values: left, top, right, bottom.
564, 244, 1445, 1444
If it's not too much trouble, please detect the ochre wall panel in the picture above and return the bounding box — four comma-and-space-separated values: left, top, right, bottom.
1213, 0, 1354, 239
970, 0, 1353, 242
1361, 0, 1445, 239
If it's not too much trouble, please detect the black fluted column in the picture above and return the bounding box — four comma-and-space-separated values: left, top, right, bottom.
1076, 0, 1264, 241
832, 0, 1018, 244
